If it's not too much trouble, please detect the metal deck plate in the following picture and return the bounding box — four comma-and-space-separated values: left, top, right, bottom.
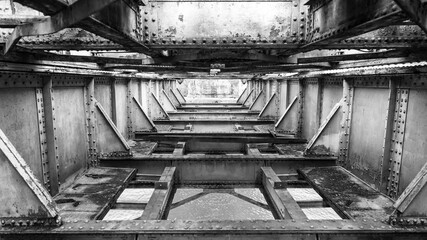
103, 209, 144, 220
116, 188, 155, 204
287, 188, 323, 202
302, 207, 342, 220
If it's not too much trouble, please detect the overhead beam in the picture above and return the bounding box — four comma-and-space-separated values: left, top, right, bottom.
16, 49, 147, 65
0, 15, 48, 28
393, 0, 427, 34
303, 0, 407, 50
5, 0, 118, 54
297, 50, 410, 64
15, 0, 151, 55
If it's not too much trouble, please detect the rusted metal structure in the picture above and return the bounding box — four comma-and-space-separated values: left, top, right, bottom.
1, 0, 427, 239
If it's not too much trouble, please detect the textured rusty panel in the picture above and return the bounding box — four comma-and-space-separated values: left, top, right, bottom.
146, 2, 292, 41
54, 87, 88, 184
0, 88, 43, 181
302, 83, 319, 140
115, 81, 129, 139
348, 88, 389, 188
94, 83, 113, 118
94, 0, 139, 39
0, 150, 49, 218
400, 89, 427, 196
321, 85, 342, 123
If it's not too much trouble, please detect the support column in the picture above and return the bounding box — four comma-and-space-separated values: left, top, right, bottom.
85, 78, 98, 167
338, 79, 354, 167
42, 77, 60, 195
380, 79, 397, 193
111, 78, 118, 125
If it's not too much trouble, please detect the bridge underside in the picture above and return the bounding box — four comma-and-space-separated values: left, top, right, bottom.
1, 0, 427, 239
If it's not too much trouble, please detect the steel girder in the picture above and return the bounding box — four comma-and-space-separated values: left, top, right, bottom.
14, 0, 151, 55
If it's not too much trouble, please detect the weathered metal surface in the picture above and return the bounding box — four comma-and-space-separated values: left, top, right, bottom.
0, 127, 59, 220
301, 80, 321, 140
258, 93, 279, 120
394, 0, 427, 34
153, 119, 274, 133
113, 79, 130, 139
42, 79, 61, 194
394, 162, 427, 218
0, 88, 43, 181
261, 167, 306, 219
4, 0, 118, 54
250, 90, 266, 111
300, 166, 395, 220
54, 167, 136, 221
348, 87, 389, 188
305, 0, 406, 47
95, 101, 130, 155
94, 79, 113, 118
144, 2, 293, 43
386, 89, 409, 198
275, 96, 298, 134
53, 87, 88, 185
305, 99, 342, 155
168, 111, 259, 120
399, 89, 427, 196
131, 97, 157, 132
320, 82, 342, 123
141, 167, 175, 220
150, 92, 170, 120
15, 0, 150, 54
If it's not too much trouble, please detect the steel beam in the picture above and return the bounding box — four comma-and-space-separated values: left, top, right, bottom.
4, 0, 118, 54
303, 0, 407, 50
394, 0, 427, 34
297, 50, 410, 64
0, 15, 48, 28
140, 167, 175, 220
15, 0, 151, 54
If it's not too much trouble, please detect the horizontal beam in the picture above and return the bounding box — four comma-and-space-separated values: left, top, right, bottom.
297, 50, 410, 64
134, 134, 306, 144
16, 49, 148, 65
0, 15, 48, 28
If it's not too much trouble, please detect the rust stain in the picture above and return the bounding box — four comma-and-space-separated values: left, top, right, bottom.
164, 26, 177, 37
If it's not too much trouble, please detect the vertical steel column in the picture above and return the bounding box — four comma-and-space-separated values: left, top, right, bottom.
338, 79, 354, 167
381, 78, 397, 193
127, 79, 134, 139
386, 87, 409, 199
85, 78, 98, 167
266, 80, 271, 101
42, 77, 60, 195
316, 78, 324, 128
36, 88, 50, 193
296, 78, 305, 138
111, 78, 118, 125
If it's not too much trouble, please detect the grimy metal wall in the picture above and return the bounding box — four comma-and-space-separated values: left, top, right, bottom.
247, 74, 427, 200
0, 72, 177, 202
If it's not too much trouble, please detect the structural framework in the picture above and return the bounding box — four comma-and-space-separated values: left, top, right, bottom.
1, 0, 427, 239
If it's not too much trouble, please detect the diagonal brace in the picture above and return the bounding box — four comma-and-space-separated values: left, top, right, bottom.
4, 0, 118, 54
